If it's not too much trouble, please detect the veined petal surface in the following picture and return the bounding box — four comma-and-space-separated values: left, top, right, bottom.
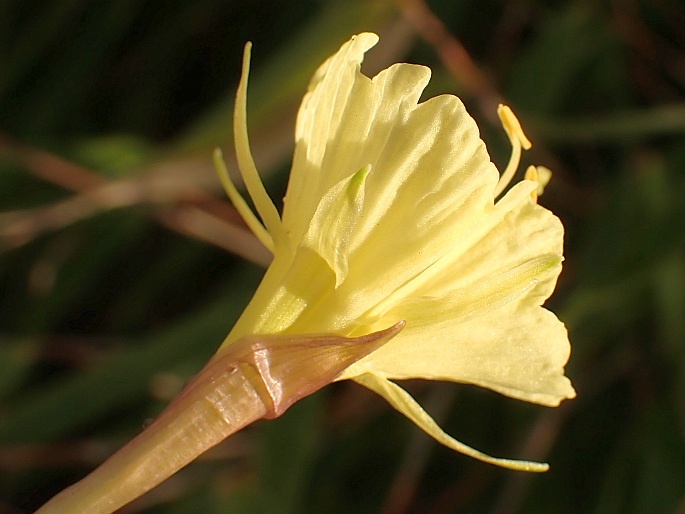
223, 32, 575, 470
280, 33, 503, 329
338, 180, 574, 406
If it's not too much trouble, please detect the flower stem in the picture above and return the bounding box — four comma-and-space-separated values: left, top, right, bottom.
35, 323, 404, 514
34, 350, 267, 514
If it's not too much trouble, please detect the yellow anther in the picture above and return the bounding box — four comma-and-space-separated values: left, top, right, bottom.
524, 165, 552, 203
498, 105, 532, 150
534, 165, 552, 194
494, 105, 532, 199
524, 165, 539, 203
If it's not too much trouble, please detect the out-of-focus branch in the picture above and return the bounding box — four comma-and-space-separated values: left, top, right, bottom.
0, 135, 271, 267
610, 0, 685, 100
0, 134, 105, 191
396, 0, 503, 122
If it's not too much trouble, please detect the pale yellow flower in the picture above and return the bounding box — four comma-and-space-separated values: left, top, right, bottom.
217, 32, 575, 471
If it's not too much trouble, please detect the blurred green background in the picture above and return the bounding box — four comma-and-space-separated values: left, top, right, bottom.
1, 0, 684, 513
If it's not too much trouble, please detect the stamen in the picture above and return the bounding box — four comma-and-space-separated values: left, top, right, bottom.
524, 165, 538, 203
524, 165, 552, 203
494, 105, 532, 198
499, 104, 532, 149
214, 148, 274, 252
234, 42, 287, 249
535, 165, 552, 193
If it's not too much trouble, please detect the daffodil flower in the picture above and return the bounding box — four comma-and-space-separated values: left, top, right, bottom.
218, 32, 575, 470
37, 32, 574, 514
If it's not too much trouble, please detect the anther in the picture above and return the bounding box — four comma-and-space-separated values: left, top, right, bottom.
494, 105, 532, 198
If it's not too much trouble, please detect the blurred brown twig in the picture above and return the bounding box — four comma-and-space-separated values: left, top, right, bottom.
0, 135, 271, 267
396, 0, 503, 122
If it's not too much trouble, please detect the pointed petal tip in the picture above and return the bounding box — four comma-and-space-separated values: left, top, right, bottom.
339, 320, 406, 365
356, 319, 407, 343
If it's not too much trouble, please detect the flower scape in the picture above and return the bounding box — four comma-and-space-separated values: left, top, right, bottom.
36, 32, 575, 514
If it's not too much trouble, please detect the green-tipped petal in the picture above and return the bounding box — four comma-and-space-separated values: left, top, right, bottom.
285, 32, 379, 240
346, 180, 561, 339
303, 166, 370, 287
339, 183, 572, 406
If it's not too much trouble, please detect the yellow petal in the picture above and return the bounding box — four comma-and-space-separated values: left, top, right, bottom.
376, 254, 562, 331
234, 42, 287, 252
284, 32, 380, 244
343, 302, 574, 406
214, 148, 274, 252
424, 181, 563, 302
354, 373, 549, 472
339, 182, 571, 405
278, 33, 501, 327
362, 179, 559, 321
